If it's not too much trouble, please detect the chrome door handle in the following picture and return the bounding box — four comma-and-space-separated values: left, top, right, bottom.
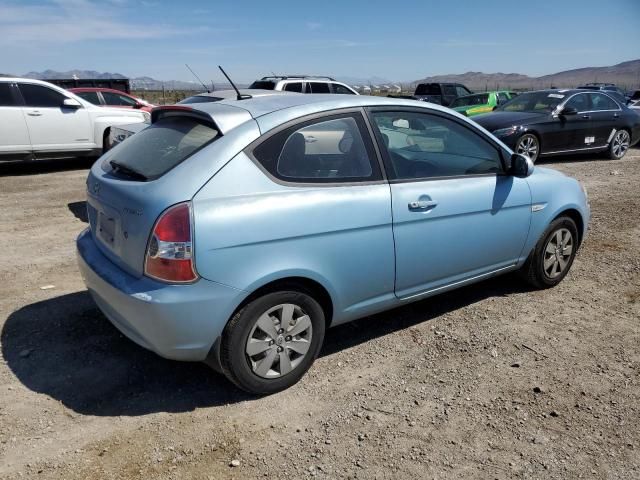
27, 111, 42, 116
613, 113, 620, 118
409, 199, 438, 210
581, 114, 590, 119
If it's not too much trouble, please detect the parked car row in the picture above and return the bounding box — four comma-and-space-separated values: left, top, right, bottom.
0, 78, 148, 161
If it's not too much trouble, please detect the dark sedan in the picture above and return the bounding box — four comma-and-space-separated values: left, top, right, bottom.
473, 89, 640, 162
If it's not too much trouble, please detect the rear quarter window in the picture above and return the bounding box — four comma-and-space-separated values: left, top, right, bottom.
106, 116, 219, 181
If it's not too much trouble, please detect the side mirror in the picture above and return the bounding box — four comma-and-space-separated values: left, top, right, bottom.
62, 98, 82, 109
510, 153, 534, 178
560, 106, 578, 116
134, 102, 144, 109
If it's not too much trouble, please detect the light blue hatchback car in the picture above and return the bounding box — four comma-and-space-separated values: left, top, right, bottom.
77, 92, 590, 394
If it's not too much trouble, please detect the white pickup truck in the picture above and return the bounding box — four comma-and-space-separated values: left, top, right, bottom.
0, 77, 149, 161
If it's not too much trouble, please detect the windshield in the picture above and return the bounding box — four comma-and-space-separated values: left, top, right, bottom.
248, 80, 276, 90
497, 91, 565, 113
451, 93, 490, 108
414, 84, 441, 95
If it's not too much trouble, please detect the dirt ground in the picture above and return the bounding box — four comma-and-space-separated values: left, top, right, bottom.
0, 149, 639, 480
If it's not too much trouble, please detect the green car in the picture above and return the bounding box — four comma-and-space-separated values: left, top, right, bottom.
450, 91, 518, 117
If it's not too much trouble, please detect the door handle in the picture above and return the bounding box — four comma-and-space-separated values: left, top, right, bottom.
613, 113, 620, 118
409, 199, 438, 211
27, 111, 42, 116
581, 114, 590, 119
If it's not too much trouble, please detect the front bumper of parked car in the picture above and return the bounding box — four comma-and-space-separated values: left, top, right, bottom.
76, 228, 244, 362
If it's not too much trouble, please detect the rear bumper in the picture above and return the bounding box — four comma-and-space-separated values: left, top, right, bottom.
76, 228, 245, 361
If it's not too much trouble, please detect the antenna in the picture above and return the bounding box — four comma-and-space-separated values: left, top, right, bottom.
219, 65, 251, 100
185, 63, 210, 93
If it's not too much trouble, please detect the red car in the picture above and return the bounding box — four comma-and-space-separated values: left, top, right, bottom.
68, 87, 155, 112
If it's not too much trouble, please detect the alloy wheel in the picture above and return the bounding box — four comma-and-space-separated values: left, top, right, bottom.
245, 303, 313, 379
612, 130, 630, 158
516, 134, 539, 162
543, 228, 574, 279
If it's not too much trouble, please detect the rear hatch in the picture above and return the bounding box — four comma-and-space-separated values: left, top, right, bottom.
85, 105, 257, 278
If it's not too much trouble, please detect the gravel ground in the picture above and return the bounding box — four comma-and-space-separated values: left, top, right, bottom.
0, 149, 639, 479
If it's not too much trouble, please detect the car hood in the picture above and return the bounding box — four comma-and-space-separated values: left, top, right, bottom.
473, 111, 548, 131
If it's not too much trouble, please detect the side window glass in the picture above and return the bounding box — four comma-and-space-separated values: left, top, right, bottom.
102, 92, 137, 106
309, 82, 331, 94
19, 84, 66, 108
77, 91, 101, 104
443, 85, 457, 96
371, 111, 502, 180
589, 93, 618, 111
253, 114, 380, 183
284, 82, 303, 93
333, 84, 355, 95
0, 83, 16, 106
456, 86, 470, 97
565, 94, 590, 112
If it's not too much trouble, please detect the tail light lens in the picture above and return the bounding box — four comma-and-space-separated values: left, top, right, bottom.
145, 202, 198, 283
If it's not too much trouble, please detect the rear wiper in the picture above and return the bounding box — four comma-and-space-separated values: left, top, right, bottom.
110, 160, 148, 181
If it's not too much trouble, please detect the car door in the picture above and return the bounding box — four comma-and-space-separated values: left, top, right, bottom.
587, 92, 622, 147
0, 82, 31, 155
545, 92, 594, 151
17, 82, 93, 152
368, 108, 532, 299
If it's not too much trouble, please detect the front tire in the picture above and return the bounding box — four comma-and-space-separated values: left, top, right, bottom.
519, 216, 578, 289
515, 133, 540, 163
220, 291, 325, 395
607, 129, 630, 160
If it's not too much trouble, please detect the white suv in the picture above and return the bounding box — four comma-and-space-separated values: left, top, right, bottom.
0, 78, 149, 161
248, 76, 358, 95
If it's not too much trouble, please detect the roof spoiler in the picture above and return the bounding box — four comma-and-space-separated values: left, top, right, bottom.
150, 106, 218, 128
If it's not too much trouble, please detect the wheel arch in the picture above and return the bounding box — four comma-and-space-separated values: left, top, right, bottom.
204, 275, 335, 373
553, 208, 584, 246
236, 276, 334, 329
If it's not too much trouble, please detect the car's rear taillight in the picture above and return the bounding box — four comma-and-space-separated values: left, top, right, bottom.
145, 202, 198, 283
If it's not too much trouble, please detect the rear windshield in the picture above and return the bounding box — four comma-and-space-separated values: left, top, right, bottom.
451, 93, 490, 108
414, 84, 441, 95
249, 80, 276, 90
179, 95, 224, 104
107, 116, 219, 181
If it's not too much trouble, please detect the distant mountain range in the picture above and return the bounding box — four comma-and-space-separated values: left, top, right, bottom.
3, 59, 639, 92
12, 69, 230, 90
413, 59, 640, 91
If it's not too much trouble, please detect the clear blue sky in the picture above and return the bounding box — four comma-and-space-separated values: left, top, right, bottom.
1, 0, 639, 82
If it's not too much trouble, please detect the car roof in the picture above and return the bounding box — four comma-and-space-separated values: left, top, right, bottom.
177, 93, 462, 134
68, 87, 132, 94
186, 89, 294, 100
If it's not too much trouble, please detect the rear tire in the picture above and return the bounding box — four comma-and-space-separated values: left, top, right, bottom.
519, 216, 578, 289
220, 290, 325, 395
607, 129, 630, 160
